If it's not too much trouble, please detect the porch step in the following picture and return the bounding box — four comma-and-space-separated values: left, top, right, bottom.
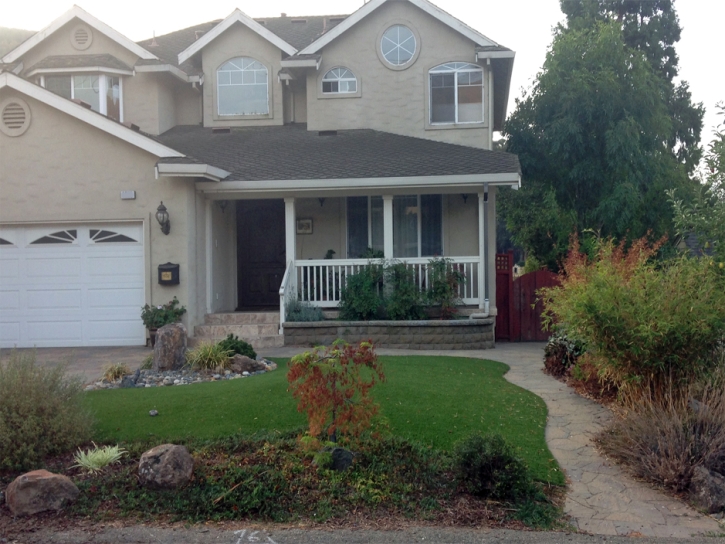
191, 311, 283, 351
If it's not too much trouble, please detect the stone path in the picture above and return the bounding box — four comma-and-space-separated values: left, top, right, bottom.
453, 343, 723, 539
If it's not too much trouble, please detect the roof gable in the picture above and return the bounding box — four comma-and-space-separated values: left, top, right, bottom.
299, 0, 501, 55
0, 72, 181, 158
177, 9, 297, 65
1, 5, 158, 64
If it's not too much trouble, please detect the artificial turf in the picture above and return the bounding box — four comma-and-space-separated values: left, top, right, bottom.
85, 355, 563, 484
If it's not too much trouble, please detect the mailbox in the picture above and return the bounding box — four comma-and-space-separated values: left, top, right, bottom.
158, 262, 180, 285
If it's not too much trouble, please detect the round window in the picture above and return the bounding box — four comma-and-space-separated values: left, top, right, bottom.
381, 25, 416, 66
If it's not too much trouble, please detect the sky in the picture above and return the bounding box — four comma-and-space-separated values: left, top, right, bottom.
3, 0, 723, 143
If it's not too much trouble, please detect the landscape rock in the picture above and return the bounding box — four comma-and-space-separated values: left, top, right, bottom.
689, 466, 725, 513
153, 323, 187, 372
120, 376, 136, 388
149, 410, 159, 417
331, 448, 354, 472
5, 470, 79, 516
138, 444, 193, 489
229, 355, 266, 374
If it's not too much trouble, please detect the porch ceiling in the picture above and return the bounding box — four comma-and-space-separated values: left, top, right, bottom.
154, 124, 521, 187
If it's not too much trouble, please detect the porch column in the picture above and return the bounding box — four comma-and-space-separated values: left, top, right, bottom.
383, 195, 394, 259
284, 197, 296, 265
478, 189, 487, 310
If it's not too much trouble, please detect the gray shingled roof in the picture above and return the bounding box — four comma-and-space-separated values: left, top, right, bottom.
26, 54, 133, 73
154, 124, 520, 181
255, 15, 347, 51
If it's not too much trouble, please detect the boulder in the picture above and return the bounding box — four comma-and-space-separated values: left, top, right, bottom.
5, 470, 79, 516
689, 466, 725, 513
331, 447, 354, 472
229, 355, 266, 374
138, 444, 193, 489
120, 376, 136, 388
153, 323, 187, 372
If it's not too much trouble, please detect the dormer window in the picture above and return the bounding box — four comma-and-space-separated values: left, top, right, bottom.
322, 67, 357, 94
429, 63, 483, 124
44, 74, 122, 121
217, 57, 269, 116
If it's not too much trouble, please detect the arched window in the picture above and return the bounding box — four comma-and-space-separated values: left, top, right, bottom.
429, 62, 483, 124
217, 57, 268, 116
322, 67, 357, 94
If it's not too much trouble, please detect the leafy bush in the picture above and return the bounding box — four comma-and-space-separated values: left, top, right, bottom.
286, 298, 325, 323
339, 264, 384, 320
384, 261, 425, 320
216, 333, 256, 360
287, 341, 385, 441
140, 296, 186, 329
452, 433, 535, 501
0, 351, 93, 470
598, 383, 725, 492
426, 257, 466, 319
186, 342, 232, 371
73, 443, 126, 474
541, 236, 725, 398
102, 363, 130, 382
543, 328, 585, 377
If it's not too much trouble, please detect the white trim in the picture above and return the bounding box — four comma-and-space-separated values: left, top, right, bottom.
205, 199, 213, 314
156, 162, 230, 181
475, 50, 516, 61
27, 66, 134, 77
135, 63, 199, 83
299, 0, 499, 55
11, 62, 24, 75
178, 9, 297, 65
195, 173, 521, 194
0, 72, 182, 158
1, 6, 157, 63
280, 58, 320, 69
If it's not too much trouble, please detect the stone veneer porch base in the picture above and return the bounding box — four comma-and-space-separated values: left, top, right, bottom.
283, 318, 495, 350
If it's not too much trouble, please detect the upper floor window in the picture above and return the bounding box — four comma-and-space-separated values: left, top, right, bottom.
44, 74, 122, 121
429, 63, 483, 124
217, 57, 269, 116
381, 25, 416, 66
322, 67, 357, 94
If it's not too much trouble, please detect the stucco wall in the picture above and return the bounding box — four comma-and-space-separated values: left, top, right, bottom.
305, 2, 492, 149
201, 23, 285, 128
175, 84, 202, 126
295, 197, 345, 260
124, 72, 161, 134
0, 88, 201, 326
444, 194, 478, 256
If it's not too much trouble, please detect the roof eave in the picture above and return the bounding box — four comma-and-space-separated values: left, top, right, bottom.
156, 163, 230, 181
26, 66, 135, 77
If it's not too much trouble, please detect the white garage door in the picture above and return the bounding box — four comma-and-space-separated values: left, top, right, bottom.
0, 223, 145, 348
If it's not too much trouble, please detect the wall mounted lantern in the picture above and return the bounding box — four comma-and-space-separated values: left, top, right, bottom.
156, 201, 170, 235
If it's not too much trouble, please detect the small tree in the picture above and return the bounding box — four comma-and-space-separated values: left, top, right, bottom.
287, 341, 385, 442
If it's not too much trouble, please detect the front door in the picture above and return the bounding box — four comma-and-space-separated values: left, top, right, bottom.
236, 199, 286, 309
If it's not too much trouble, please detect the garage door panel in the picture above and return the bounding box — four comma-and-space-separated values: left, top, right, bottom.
0, 322, 21, 345
87, 255, 143, 277
0, 258, 19, 280
87, 320, 145, 344
87, 287, 143, 309
26, 320, 83, 342
0, 289, 20, 310
26, 256, 82, 278
27, 288, 82, 310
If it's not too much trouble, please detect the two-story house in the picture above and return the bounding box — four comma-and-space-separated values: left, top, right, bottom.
0, 0, 520, 349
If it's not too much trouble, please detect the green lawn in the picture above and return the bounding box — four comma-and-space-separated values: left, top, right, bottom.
85, 355, 563, 484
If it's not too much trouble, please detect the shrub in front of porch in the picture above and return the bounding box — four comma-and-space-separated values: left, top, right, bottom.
338, 263, 384, 320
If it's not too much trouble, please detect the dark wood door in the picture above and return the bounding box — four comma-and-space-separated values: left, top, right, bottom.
237, 200, 286, 309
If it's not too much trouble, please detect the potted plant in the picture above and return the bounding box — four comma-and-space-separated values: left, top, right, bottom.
141, 297, 186, 347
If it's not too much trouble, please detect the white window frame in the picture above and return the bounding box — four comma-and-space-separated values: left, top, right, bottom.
217, 57, 269, 117
380, 25, 417, 67
429, 62, 484, 125
42, 74, 123, 121
321, 67, 357, 94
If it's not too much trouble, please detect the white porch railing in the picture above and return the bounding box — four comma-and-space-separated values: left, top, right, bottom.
294, 257, 481, 308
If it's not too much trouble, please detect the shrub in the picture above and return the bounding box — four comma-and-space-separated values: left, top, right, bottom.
287, 341, 385, 441
541, 235, 725, 398
102, 363, 130, 382
140, 296, 186, 329
452, 433, 535, 501
384, 261, 425, 320
0, 351, 93, 470
217, 333, 257, 360
339, 264, 384, 320
598, 383, 725, 491
543, 328, 585, 377
286, 298, 325, 322
426, 257, 466, 319
186, 342, 232, 371
73, 443, 127, 474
